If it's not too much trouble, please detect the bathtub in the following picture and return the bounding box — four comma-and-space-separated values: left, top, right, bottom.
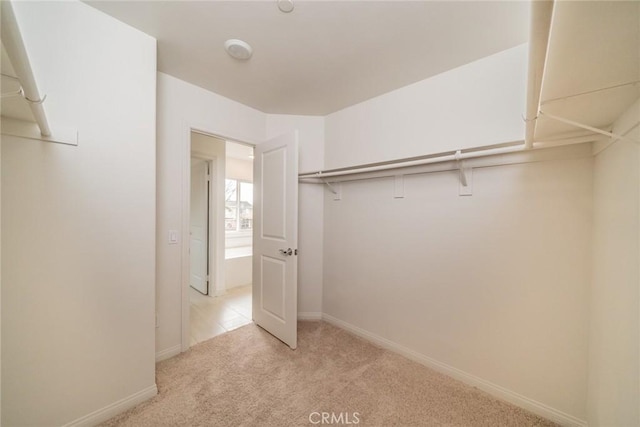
225, 246, 252, 290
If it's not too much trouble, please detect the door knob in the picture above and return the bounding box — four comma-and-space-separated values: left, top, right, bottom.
279, 248, 293, 256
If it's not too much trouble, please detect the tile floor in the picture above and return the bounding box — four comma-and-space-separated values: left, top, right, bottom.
189, 285, 252, 346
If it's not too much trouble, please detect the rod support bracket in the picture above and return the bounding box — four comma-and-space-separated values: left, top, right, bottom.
454, 150, 468, 187
323, 180, 338, 195
455, 150, 472, 196
539, 110, 640, 145
22, 91, 47, 105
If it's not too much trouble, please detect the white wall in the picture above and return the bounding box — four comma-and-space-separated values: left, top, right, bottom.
157, 78, 327, 354
323, 154, 592, 422
156, 73, 265, 356
1, 2, 157, 425
321, 46, 592, 423
266, 114, 325, 318
324, 44, 527, 169
588, 98, 640, 426
0, 84, 3, 426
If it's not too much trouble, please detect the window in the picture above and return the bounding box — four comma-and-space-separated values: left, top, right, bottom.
225, 179, 253, 232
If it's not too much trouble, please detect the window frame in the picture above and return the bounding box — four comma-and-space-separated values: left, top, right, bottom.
225, 178, 253, 236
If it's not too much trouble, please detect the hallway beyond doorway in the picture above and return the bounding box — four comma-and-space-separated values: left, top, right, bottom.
189, 285, 252, 346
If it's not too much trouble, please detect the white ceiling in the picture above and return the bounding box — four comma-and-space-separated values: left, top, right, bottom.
535, 0, 640, 140
226, 140, 254, 160
85, 0, 530, 115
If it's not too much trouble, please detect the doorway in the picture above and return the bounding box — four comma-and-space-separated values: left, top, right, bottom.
182, 128, 299, 351
188, 134, 255, 346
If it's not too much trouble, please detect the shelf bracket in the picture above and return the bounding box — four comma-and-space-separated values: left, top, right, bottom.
539, 110, 640, 144
455, 150, 473, 196
323, 180, 342, 201
323, 180, 337, 195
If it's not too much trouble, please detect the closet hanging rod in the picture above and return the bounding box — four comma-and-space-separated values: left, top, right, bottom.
299, 140, 526, 179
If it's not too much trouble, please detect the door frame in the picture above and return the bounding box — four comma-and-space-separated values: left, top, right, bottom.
181, 123, 256, 352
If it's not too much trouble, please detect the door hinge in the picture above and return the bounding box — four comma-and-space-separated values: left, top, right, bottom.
206, 275, 210, 282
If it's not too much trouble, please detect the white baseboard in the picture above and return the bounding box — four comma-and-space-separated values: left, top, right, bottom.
62, 384, 157, 427
156, 344, 182, 362
298, 312, 322, 320
211, 288, 227, 297
321, 313, 587, 427
225, 283, 251, 292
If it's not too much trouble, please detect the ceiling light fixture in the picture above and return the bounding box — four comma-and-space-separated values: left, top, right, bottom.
224, 39, 253, 60
277, 0, 294, 13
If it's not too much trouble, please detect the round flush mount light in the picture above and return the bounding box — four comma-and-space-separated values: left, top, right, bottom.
277, 0, 294, 13
224, 39, 253, 60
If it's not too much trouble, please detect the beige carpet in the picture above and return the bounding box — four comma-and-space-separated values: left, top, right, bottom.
102, 322, 556, 426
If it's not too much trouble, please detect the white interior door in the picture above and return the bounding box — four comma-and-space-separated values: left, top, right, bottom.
253, 131, 299, 349
190, 158, 209, 295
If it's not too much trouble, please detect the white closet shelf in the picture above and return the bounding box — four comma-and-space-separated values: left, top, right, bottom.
1, 0, 50, 137
0, 0, 78, 146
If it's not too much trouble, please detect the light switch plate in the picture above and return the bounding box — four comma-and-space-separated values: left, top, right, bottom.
169, 230, 179, 244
